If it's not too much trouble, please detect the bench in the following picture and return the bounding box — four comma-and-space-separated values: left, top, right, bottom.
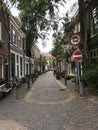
0, 83, 12, 93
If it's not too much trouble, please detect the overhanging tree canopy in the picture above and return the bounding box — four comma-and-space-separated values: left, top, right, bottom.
8, 0, 66, 47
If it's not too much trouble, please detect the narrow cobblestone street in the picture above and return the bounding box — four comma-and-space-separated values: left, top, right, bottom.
0, 71, 98, 130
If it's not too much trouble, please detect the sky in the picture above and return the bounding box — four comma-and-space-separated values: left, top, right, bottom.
10, 0, 77, 53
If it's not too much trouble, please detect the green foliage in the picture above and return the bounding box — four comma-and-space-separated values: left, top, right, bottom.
71, 77, 76, 83
81, 59, 98, 95
62, 13, 74, 38
56, 71, 61, 79
0, 40, 4, 48
21, 77, 27, 83
64, 46, 75, 63
6, 81, 13, 88
41, 55, 47, 65
51, 37, 63, 63
9, 0, 66, 46
61, 71, 66, 78
89, 34, 98, 48
65, 75, 75, 80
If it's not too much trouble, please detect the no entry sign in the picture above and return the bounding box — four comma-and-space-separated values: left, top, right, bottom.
72, 50, 82, 62
69, 33, 82, 46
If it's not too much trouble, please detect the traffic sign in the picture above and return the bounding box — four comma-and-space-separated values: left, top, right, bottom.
69, 33, 82, 46
72, 50, 82, 62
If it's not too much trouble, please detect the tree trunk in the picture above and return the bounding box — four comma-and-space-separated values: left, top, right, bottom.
78, 0, 89, 60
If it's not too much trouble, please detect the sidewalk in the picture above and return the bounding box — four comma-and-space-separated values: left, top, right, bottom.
0, 80, 33, 102
58, 76, 98, 104
59, 77, 76, 90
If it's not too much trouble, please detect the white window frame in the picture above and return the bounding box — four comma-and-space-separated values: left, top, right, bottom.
25, 62, 29, 75
20, 56, 23, 76
16, 55, 19, 77
78, 23, 80, 32
12, 29, 16, 44
15, 54, 24, 78
90, 7, 98, 37
18, 35, 21, 47
11, 50, 24, 78
90, 48, 98, 58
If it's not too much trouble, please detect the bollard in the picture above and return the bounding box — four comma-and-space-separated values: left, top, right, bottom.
27, 80, 30, 90
13, 83, 18, 100
13, 77, 18, 100
26, 75, 30, 90
34, 73, 36, 81
15, 84, 18, 100
32, 74, 34, 83
65, 77, 67, 85
32, 76, 34, 83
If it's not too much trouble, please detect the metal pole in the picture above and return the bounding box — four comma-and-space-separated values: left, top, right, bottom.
13, 78, 18, 100
65, 76, 67, 85
77, 62, 84, 97
75, 62, 79, 91
32, 74, 34, 83
15, 84, 18, 100
27, 75, 30, 90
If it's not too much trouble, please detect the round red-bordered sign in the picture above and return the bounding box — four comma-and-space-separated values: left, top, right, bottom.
69, 33, 82, 46
72, 50, 82, 62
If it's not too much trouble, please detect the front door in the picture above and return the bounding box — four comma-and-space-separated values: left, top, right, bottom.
11, 53, 15, 78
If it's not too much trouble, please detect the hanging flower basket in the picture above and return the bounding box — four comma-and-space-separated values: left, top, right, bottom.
0, 40, 4, 48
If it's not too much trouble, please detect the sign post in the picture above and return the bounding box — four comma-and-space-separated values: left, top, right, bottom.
69, 33, 84, 97
72, 50, 84, 97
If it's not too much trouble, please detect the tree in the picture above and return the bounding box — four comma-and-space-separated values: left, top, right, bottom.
62, 13, 74, 37
40, 54, 48, 72
8, 0, 66, 47
78, 0, 89, 59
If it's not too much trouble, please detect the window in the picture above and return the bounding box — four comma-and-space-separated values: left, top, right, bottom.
91, 7, 98, 36
18, 35, 21, 48
26, 63, 29, 75
12, 29, 16, 44
90, 48, 98, 58
0, 57, 3, 79
11, 53, 15, 78
17, 65, 19, 77
78, 23, 80, 32
0, 23, 2, 40
20, 57, 23, 76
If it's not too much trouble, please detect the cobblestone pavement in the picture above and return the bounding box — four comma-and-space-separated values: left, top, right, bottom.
0, 71, 98, 130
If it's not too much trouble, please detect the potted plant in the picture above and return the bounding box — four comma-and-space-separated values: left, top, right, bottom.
56, 71, 61, 80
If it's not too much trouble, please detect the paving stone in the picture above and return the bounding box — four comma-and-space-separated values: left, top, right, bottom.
0, 71, 98, 130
